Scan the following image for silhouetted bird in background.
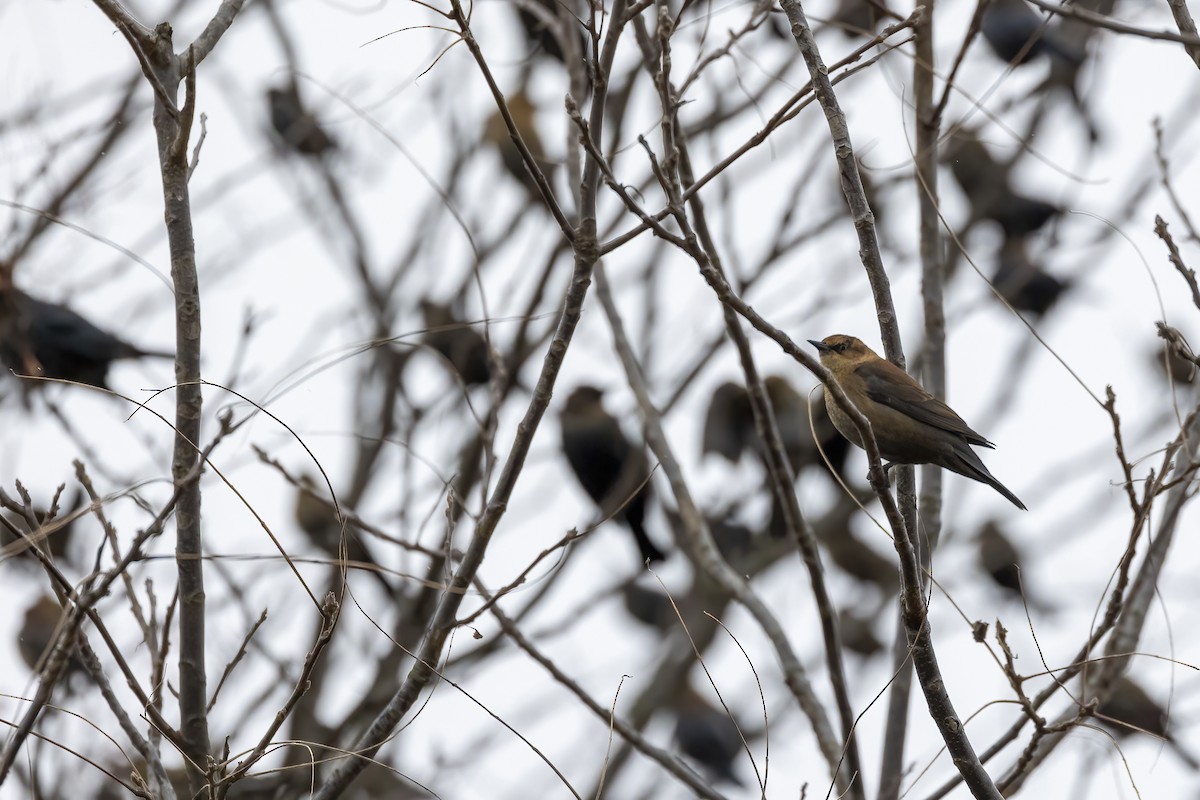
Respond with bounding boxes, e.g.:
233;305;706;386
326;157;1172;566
621;580;673;630
839;607;885;657
811;519;899;594
294;474;395;596
19;594;86;682
992;239;1070;315
484;90;555;201
980;0;1084;67
975;520;1051;611
1096;676;1200;769
267;84;337;157
701;377;849;478
419;300;491;387
830;0;882;38
559;386;666;564
1;489;82;567
672;685;747;787
0;289;171;390
942;128;1060;238
810;335;1026;509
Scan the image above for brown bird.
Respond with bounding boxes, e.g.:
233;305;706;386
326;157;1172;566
701;381;753;463
419;300;491;387
809;335;1026;509
0;288;172;390
1096;676;1199;769
267;84;337;157
484;90;555;201
18;594;86;682
295;474;394;596
559;386;666;564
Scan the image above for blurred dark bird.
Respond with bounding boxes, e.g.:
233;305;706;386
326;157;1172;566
0;289;171;390
992;239;1070;315
830;0;882;38
976;520;1050;611
621;580;673;630
419;300;491;387
560;386;666;564
701;377;849;479
942;129;1060;238
1096;676;1200;769
1;488;82;567
295;474;394;595
514;0;589;68
484;90;555;200
813;521;899;594
839;607;885;657
19;594;86;681
702;381;752;463
673;686;747;787
980;0;1085;67
267;84;337;157
1152;336;1197;385
810;335;1026;509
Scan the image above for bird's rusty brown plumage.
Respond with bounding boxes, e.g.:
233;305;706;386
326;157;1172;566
809;335;1025;510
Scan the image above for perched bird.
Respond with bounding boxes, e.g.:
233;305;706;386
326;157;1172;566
267;84;337;157
980;0;1084;67
976;520;1050;611
672;686;747;787
1152;336;1197;385
484;90;554;200
514;0;589;67
419;300;491;387
295;474;394;596
621;580;673;630
0;288;171;390
813;519;899;594
809;335;1026;509
18;594;86;681
1096;676;1199;769
992;239;1070;315
830;0;882;38
701;382;753;463
839;607;885;658
701;377;849;479
1;488;82;567
942;129;1060;238
559;386;666;564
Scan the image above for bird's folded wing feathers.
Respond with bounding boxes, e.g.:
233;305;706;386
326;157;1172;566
857;360;995;447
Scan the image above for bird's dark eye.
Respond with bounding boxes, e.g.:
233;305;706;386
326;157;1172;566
835;343;847;353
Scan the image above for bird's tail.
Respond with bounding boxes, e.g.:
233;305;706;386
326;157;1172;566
949;449;1027;510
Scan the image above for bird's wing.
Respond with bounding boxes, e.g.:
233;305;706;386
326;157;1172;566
856;359;994;447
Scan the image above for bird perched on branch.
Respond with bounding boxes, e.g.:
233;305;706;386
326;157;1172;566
484;90;554;201
992;238;1070;316
0;288;171;390
809;335;1025;509
18;594;87;683
559;386;666;564
672;685;748;787
942;128;1060;238
1096;676;1200;769
980;0;1085;68
976;520;1052;611
267;84;337;157
419;300;491;387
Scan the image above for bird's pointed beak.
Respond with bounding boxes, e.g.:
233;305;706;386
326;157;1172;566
808;339;832;353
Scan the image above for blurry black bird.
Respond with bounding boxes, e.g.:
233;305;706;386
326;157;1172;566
830;0;882;38
813;521;899;594
621;580;673;630
764;375;851;478
295;474;395;596
560;386;666;564
0;288;171;390
19;594;87;682
484;90;555;201
267;84;337;157
942;129;1060;238
702;381;752;463
419;300;491;387
1152;332;1197;385
839;607;885;657
980;0;1085;67
673;685;747;787
992;238;1070;315
1096;676;1200;769
1;488;82;567
811;335;1026;509
514;0;589;69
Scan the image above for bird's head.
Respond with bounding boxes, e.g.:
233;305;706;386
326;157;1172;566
808;335;879;367
564;385;604;414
